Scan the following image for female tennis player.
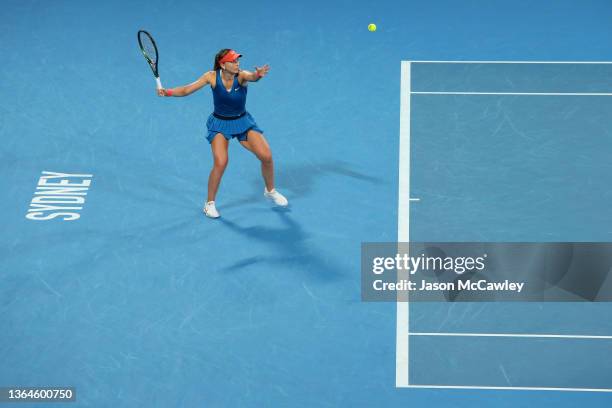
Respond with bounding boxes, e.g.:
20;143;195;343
157;49;288;218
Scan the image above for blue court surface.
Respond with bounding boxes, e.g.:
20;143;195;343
2;0;612;407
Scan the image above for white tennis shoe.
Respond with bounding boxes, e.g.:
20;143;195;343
203;201;220;218
264;188;288;207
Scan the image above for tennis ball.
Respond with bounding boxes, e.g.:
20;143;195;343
368;23;377;32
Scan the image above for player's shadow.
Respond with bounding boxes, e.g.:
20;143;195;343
220;160;382;210
218;210;345;281
279;160;382;197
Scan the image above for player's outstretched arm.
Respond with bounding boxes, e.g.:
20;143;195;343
157;71;213;97
240;64;270;83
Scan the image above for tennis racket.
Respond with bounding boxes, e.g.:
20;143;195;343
137;30;163;89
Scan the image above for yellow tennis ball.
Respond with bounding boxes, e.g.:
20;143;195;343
368;23;377;32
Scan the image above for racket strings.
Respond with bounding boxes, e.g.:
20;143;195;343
139;34;158;64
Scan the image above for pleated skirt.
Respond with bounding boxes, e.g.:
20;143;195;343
206;111;263;143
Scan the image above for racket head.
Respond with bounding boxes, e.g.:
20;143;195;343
137;30;159;77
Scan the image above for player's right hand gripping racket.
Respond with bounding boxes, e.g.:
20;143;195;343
137;30;163;89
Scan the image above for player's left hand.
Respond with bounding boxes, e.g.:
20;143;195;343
255;64;270;78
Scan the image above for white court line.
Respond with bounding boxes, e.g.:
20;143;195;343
396;59;612;391
396;61;411;387
409;198;420;202
410;332;612;340
410;60;612;64
412;91;612;96
403;385;612;393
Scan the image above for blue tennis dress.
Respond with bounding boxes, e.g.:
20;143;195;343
206;69;263;143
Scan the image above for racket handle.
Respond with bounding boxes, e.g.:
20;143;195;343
155;76;163;90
